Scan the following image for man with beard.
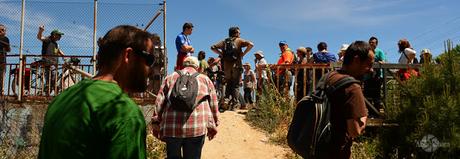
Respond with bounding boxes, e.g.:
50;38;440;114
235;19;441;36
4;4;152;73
38;25;154;159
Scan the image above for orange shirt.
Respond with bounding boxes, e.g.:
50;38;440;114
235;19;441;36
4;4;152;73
276;49;294;75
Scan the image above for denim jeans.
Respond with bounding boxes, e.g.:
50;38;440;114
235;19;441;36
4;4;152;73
164;135;205;159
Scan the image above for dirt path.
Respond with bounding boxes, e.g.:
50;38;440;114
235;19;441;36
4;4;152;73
202;110;288;159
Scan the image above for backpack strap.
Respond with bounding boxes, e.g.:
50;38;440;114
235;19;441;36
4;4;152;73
176;70;183;76
325;76;360;95
326;74;383;117
191;72;200;78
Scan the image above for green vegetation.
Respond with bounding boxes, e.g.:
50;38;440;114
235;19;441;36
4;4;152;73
146;134;166;159
359;42;460;158
247;42;460;158
246;82;295;144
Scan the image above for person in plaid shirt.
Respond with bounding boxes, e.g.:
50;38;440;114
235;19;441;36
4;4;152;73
152;56;219;159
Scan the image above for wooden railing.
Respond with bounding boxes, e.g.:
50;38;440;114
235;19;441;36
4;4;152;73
256;62;422;106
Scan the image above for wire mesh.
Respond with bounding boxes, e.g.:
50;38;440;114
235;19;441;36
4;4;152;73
0;1;166;158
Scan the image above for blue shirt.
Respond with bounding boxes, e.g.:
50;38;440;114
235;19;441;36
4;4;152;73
313;51;337;63
175;32;191;55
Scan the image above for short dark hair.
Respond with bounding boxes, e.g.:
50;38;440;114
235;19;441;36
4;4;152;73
182;22;193;31
228;26;240;37
198;51;206;60
305;47;312;52
317;42;327;51
97;25;151;70
369;36;378;43
343;41;373;65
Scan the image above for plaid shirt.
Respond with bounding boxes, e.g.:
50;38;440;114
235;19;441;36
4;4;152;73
153;67;219;138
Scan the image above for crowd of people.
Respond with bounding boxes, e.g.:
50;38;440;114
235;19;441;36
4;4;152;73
0;20;436;159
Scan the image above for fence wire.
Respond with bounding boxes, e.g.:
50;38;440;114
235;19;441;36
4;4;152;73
0;1;166;158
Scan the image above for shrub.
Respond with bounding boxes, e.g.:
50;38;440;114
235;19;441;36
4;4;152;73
377;42;460;158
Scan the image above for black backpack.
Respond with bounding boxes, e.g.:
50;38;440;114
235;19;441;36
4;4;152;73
223;37;238;61
168;71;202;112
287;73;360;158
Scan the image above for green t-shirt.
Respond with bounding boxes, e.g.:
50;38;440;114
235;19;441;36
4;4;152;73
38;79;146;159
374;48;386;62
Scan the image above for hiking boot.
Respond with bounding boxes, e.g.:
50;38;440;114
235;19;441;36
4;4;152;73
240;104;247;110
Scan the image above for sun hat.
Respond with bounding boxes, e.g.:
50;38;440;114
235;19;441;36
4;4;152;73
339;44;349;51
296;47;307;53
421;48;431;54
254;50;264;58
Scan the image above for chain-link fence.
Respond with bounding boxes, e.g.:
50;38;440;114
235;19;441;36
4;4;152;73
1;0;166;97
0;0;166;158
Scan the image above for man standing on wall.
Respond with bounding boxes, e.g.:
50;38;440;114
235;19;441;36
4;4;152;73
175;22;194;70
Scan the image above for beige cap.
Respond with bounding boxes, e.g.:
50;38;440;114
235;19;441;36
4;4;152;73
183;56;199;68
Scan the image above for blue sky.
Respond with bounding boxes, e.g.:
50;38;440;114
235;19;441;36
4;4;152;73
1;0;460;74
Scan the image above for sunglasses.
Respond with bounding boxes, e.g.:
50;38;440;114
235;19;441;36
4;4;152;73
134;50;155;67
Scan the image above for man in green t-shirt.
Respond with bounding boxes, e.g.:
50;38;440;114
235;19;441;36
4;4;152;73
38;25;155;159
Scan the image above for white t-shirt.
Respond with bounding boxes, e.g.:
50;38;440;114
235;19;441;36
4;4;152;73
398;48;416;64
256;58;268;79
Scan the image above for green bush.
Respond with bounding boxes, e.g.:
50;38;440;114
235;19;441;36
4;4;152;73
376;43;460;158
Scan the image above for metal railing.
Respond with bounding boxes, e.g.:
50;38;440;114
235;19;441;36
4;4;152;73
1;54;158;104
1;54;94;101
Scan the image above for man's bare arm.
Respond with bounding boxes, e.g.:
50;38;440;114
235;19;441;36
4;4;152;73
210;46;222;56
242;41;254;57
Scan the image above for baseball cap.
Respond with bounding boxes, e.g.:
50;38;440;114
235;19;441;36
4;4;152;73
279;41;288;46
51;29;64;35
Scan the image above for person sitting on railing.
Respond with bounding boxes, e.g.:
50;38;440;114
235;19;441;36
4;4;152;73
276;41;294;96
37;25;65;95
397;38;419;80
